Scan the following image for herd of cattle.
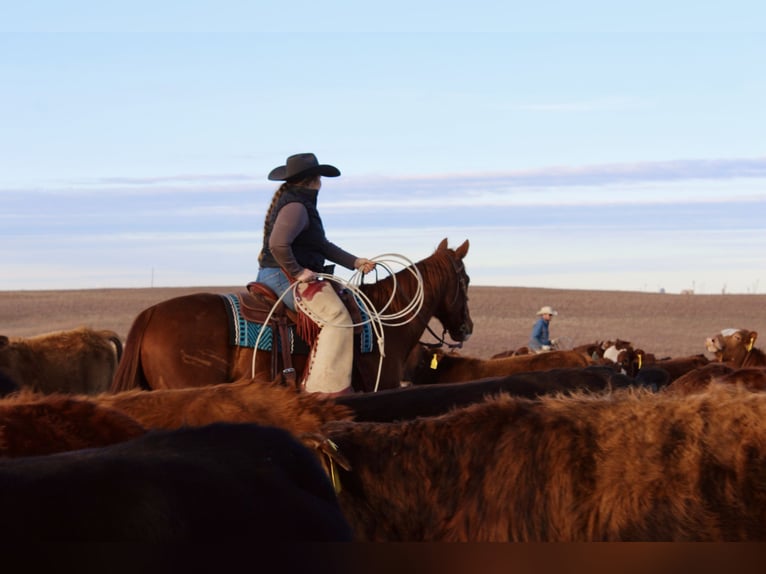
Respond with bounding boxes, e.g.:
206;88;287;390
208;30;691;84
0;324;765;541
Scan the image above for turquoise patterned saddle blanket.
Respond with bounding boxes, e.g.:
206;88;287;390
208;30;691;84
221;292;373;354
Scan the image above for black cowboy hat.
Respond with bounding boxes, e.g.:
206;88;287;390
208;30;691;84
267;153;341;181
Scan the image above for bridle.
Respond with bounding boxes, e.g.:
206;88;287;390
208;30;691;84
418;252;470;350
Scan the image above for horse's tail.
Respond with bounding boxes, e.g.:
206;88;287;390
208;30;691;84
109;308;155;393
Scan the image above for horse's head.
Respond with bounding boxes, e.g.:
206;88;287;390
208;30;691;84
431;238;473;343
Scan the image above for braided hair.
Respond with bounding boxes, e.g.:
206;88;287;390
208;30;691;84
261;175;321;243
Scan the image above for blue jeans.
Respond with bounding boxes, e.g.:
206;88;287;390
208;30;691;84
255;267;295;310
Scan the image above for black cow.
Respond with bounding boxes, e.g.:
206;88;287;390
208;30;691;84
337;365;668;422
0;423;353;542
0;370;19;397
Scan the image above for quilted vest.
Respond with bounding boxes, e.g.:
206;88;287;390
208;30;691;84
258;185;327;273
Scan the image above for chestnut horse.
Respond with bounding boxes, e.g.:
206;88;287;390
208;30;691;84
111;238;472;393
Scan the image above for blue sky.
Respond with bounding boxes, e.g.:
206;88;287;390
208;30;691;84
2;1;765;293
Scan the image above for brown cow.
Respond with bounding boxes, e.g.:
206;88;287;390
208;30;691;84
490;347;530;358
645;353;711;382
0;327;123;395
705;329;765;367
2;381;354;490
0;393;145;457
665;363;766;395
94;378;354;434
663;363;736;395
492;339;617;360
324;385;766;541
407;345;593;384
710;367;766;391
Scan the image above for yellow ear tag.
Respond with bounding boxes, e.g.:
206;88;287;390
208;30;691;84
430;353;439;369
637;354;643;370
329;458;341;495
747;336;755;352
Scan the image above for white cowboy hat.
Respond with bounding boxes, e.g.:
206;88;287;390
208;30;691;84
536;306;558;316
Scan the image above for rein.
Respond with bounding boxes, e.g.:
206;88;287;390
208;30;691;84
419;323;463;350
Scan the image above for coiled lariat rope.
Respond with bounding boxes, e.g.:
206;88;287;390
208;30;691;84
251;253;425;392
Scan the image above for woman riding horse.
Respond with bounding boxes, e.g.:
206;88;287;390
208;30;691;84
110;238;472;394
256;152;375;396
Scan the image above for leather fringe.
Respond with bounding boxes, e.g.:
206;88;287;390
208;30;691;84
296;308;320;348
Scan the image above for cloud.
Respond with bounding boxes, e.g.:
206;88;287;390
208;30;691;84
92;174;259;185
3;157;765;218
339;156;766;191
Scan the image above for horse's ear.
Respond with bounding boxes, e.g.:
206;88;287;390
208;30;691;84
437;238;448;251
455;239;469;259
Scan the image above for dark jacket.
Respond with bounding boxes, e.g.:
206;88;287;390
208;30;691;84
258;185;356;275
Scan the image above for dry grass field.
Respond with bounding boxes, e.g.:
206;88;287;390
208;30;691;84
1;285;763;360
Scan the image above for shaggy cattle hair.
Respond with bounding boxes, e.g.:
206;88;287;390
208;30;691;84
0;327;122;395
648;354;711;382
325;385;766;541
0;394;146;457
666;364;766;395
94;378;354;435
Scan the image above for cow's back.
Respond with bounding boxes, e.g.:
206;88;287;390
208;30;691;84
0;423;353;541
0;328;121;395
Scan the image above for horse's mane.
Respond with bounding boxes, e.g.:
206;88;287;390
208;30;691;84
360;248;455;314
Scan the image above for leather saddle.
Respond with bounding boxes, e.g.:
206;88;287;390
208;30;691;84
240;281;365;389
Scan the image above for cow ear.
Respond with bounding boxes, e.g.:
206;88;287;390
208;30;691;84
750;331;759;346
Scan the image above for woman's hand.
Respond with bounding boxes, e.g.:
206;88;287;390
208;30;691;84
354;258;376;274
295;268;317;283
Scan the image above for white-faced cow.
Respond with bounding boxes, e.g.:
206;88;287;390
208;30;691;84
705;329;765;368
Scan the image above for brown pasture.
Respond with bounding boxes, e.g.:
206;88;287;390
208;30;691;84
1;285;764;361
